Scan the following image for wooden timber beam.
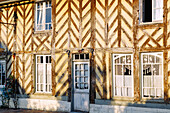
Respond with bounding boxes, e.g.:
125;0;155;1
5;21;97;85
118;0;121;47
90;0;96;103
163;0;168;103
51;0;56;96
133;0;140;101
68;0;72;102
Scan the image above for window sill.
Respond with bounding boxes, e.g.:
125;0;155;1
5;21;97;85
138;21;164;28
141;97;164;103
29;93;55;100
33;30;52;36
112;96;134;101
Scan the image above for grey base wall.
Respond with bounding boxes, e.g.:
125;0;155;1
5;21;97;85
8;98;170;113
90;104;170;113
9;98;71;112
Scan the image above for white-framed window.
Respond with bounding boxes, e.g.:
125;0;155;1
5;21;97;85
35;1;51;31
73;54;90;92
139;0;163;23
36;55;51;93
0;60;6;87
141;52;163;98
113;54;133;97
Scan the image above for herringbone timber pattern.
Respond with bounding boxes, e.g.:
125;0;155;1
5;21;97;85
95;0;133;48
95;52;104;98
16;54;24;91
1;7;14;51
70;0;80;48
95;0;106;48
7;55;13;77
17;4;33;52
55;0;69;49
24;54;32;94
55;53;69;96
137;27;164;48
119;0;133;47
81;0;91;47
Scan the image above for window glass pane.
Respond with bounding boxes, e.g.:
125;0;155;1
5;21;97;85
46;8;51;23
154;0;163;8
80;83;84;89
37;9;43;24
143;55;148;63
86;54;89;59
126;55;131;63
84;71;88;76
84;64;88;70
156;56;162;63
76;83;80;89
120;56;125;63
115;65;122;75
84;77;88;82
114;56;119;63
143;64;152;75
153;9;163;21
124;65;131;75
80;54;84;59
46;56;48;63
75;54;79;59
84;83;88;89
149;55;155;63
40;56;43;63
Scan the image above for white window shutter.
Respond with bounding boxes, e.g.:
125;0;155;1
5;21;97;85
152;0;163;21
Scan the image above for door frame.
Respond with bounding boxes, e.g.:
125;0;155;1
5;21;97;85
71;54;90;112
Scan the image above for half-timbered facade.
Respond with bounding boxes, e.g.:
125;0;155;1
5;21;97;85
0;0;169;112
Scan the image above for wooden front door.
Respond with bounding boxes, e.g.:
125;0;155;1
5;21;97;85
73;62;90;112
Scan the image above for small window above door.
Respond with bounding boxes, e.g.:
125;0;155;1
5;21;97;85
73;53;89;61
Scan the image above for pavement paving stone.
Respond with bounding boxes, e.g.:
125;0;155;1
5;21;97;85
0;108;69;113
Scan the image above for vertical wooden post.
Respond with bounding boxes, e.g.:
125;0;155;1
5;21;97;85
79;0;82;48
51;0;56;96
164;50;168;103
22;3;26;91
133;0;140;101
13;6;17;80
68;0;72;102
31;1;35;94
118;0;121;47
90;0;96;103
102;0;108;99
163;0;168;103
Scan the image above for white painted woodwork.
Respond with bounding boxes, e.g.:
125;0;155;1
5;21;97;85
113;54;133;97
73;54;90;112
141;52;163;98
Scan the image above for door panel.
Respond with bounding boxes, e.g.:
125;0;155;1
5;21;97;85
73;62;90;112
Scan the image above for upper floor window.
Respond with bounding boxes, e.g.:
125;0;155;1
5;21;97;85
139;0;163;23
35;1;51;31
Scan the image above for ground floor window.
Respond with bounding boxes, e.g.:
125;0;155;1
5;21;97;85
141;52;163;98
113;54;133;97
0;60;6;86
36;55;51;93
